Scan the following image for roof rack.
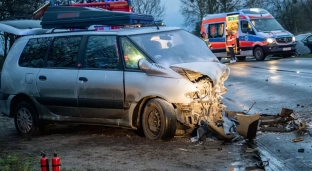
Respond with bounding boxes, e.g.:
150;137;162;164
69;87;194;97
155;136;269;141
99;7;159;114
40;6;154;29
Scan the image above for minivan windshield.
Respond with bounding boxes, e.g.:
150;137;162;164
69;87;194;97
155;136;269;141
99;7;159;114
130;30;216;66
251;18;284;32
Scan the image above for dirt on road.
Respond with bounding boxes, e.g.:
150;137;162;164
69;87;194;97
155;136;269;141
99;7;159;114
0;113;263;171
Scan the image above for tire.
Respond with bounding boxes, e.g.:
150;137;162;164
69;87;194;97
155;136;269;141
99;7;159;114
236;56;246;61
14;102;39;136
142;98;176;141
253;47;266;61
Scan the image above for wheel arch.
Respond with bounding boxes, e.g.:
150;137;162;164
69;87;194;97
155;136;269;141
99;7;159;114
10;93;37;118
132;96;176;130
253;44;263;52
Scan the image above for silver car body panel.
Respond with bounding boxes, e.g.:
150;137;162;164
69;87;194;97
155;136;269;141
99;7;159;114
36;68;80;117
0;25;259;140
77;70;124;119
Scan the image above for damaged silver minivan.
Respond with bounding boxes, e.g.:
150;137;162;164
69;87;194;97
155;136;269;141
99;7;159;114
0;21;259;141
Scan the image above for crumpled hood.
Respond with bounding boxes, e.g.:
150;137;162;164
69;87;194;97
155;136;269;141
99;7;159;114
170;61;228;85
257;30;293;38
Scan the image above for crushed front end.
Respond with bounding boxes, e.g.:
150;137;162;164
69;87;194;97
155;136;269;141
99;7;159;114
171;63;259;140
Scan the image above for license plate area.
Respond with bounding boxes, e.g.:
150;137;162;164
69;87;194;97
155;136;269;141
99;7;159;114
283;47;291;51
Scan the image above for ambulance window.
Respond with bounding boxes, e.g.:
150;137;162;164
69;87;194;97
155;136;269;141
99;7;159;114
241;21;252;33
207;23;224;38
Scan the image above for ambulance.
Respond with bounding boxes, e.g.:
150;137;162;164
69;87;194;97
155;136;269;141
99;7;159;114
201;8;296;61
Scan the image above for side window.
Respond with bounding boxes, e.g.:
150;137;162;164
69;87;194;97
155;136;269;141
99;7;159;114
19;37;53;68
207;23;224;38
120;37;146;69
84;36;119;69
46;36;82;68
307;36;312;42
241;20;252;33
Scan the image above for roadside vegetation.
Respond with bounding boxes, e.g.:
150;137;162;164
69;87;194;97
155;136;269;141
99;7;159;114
298;53;312;58
0;155;34;171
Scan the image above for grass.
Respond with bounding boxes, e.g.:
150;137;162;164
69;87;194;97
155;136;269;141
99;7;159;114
297;53;312;58
0;155;34;171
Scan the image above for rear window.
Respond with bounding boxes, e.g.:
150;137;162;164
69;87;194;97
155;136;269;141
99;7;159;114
19;37;53;68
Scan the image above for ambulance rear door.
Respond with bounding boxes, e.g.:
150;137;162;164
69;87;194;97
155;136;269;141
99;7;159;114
206;22;226;57
238;20;256;56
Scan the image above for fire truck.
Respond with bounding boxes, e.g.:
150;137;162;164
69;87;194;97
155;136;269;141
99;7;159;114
33;0;133;22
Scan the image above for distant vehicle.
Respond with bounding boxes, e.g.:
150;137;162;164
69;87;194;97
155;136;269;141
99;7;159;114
201;8;297;61
0;6;260;141
295;33;312;53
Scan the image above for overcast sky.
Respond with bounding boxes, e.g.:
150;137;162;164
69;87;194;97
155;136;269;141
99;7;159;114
161;0;185;29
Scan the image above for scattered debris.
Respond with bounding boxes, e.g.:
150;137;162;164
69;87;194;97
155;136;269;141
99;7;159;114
255;160;270;168
308;128;312;136
280;108;293;117
297;104;300;107
265;79;268;81
228;84;233;86
246;148;256;153
246;102;256;114
298;148;305;153
260;108;295;132
291;137;304;142
178;148;187;151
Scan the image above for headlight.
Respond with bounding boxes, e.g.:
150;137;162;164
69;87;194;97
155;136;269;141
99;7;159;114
266;38;274;43
292;36;295;42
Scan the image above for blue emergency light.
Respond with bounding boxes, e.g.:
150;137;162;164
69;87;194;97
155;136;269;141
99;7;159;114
40;6;154;29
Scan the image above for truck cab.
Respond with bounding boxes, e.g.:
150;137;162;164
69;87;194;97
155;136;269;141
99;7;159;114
201;8;296;61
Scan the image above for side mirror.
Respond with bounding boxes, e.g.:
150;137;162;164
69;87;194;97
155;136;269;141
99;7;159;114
138;59;152;71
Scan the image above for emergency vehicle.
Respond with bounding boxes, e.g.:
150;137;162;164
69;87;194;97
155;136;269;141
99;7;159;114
33;0;133;20
201;8;296;61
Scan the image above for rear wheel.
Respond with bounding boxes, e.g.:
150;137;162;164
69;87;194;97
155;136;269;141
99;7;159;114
142;98;176;141
14;102;39;136
236;56;246;61
253;47;266;61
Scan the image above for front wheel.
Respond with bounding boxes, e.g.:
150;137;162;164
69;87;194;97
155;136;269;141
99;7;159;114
253;47;266;61
142;98;176;141
14;102;39;136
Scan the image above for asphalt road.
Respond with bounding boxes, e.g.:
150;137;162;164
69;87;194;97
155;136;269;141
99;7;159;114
223;56;312;171
223;57;312;115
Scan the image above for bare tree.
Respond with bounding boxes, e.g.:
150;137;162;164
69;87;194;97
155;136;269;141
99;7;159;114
216;0;242;12
0;0;45;58
179;0;218;31
132;0;166;20
243;0;266;8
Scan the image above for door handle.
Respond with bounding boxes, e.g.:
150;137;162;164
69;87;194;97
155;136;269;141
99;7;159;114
38;75;46;81
79;77;88;82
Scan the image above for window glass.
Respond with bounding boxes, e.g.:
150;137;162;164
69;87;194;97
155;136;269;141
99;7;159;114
120;37;146;69
241;20;253;33
207;23;224;38
250;18;283;32
307;36;312;42
47;36;82;68
19;37;53;68
130;30;217;66
84;36;119;69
